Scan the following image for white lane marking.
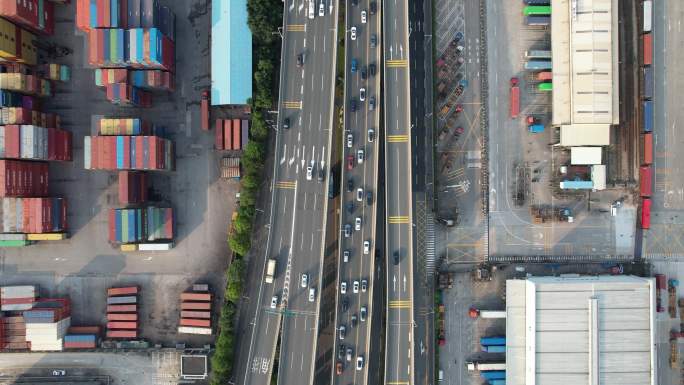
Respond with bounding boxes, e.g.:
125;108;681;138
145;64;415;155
323;35;327;53
403;275;407;292
303;37;306;48
311;146;316;162
310;232;314;251
393;274;396;292
281;144;287;165
301;84;304;94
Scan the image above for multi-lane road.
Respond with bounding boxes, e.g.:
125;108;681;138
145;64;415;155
331;0;381;383
240;1;337;385
383;1;414;385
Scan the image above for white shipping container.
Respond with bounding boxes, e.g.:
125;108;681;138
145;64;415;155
138;242;174;251
479;310;506;319
0;126;5;157
0;233;27;241
29;339;64;351
1;302;34;311
178;326;212;335
1;285;37;298
83;136;91;170
643;0;652;32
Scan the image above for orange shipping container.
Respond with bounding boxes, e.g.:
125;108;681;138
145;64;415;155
107;330;137;338
181;311;211;319
643;133;653;165
181;293;212;302
643;33;652;66
107;304;137;313
68;326;101;335
223;120;232;150
232;119;241;150
180;318;211;327
107;286;138;296
107;321;137;330
107;313;138;321
181;302;211;310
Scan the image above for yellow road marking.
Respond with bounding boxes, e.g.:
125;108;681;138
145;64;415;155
387;59;408;68
388;216;409;224
389;300;411;308
387;135;409;142
275;181;296;189
286;24;306;31
283;101;302;109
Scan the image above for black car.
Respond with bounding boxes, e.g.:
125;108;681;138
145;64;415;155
393;251;400;265
296;53;303;67
347;177;353;192
369;1;377;14
370;34;377;48
342;298;349;312
346;201;354;213
283;118;290;129
366;191;373;205
338;344;346;360
369;63;376;77
350;98;357;112
318;167;324;182
351;0;358;6
361;66;367;80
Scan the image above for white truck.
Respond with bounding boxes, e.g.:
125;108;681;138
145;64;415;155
466;362;506;371
265;259;276;283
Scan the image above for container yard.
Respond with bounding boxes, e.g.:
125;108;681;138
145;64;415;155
178;285;212;335
106;286;139;340
215;118;250;151
83;135;174;171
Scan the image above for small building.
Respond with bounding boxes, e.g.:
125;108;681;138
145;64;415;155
181;354;208;380
211;0;252;105
570;147;602;165
506;275;656;385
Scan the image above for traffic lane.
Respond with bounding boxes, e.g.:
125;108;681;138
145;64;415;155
386;312;411;381
279;316;316;384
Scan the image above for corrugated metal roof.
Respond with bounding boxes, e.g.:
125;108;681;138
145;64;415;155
559;124;611;146
591;164;606;190
506;276;656;385
571;146;603;165
211;0;253;105
552;0;619;129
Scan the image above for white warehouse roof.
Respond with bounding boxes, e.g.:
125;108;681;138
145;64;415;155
559;124;611;146
506;276;656;385
551;0;620;137
571;147;602;165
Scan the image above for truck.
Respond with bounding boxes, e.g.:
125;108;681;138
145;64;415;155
201;91;210;131
525;50;551;59
265;259;276;283
526;15;550;26
537;82;552;92
530;205;574;223
523;5;551;16
480;371;506;380
524;60;552;70
641;198;651;230
466;362;507;371
528;124;544;133
480;336;506;346
640;166;652;197
537;71;552;81
482;345;506;353
643;0;652;32
510;78;520;119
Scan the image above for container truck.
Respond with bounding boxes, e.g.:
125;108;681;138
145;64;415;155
480;336;506;346
525;50;551;59
201;91;210;131
466;362;507;371
643;101;653;132
523;6;551;16
642;198;651;229
482;345;506;353
528;124;544;133
509;78;520;119
640;166;652;197
643;67;653;100
265;259;276;283
526;15;550;26
480;371;506;380
524;60;552;70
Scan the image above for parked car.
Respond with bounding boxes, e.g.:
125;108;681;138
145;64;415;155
347;134;353;148
301;274;308;287
347;177;354;192
344;224;351;237
353;280;359;293
361;279;367;292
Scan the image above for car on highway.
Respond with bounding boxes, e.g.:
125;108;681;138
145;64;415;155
346;346;353;361
361;66;367;80
394;251;400;265
283;118;290;130
368;128;375;142
351;59;358;73
297;53;304;67
342;298;349;312
319;2;325;16
357;188;363;201
370;33;377;48
308;288;315;302
369;63;376;76
347;177;354;192
270;295;278;309
338;344;346;360
357;149;364;164
366;191;373;205
52;370;66;376
318;167;325;182
341;281;347;294
351;314;358;328
360;306;367;321
363;240;370;254
356;356;364;371
359;87;366;101
370;1;377;14
346;201;354;213
353;280;359;293
344;224;351;238
339;325;346;340
301;274;308;287
336;361;343;375
309;1;315;18
347;155;354;170
343;250;350;262
350;26;357;41
369;96;375;111
306;163;313;180
347;133;353;148
355;217;361;230
361;279;367;292
350;98;357;112
361;10;367;23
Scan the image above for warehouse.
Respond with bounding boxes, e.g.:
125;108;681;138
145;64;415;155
506;276;656;385
211;0;252;105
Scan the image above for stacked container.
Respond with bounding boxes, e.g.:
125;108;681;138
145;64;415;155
76;0;175;39
1;285;37;311
0;18;38;66
215;119;248;150
98;118;151;135
1;315;29;350
0;73;52;97
107;206;173;243
105;83;152;107
83;135;174;171
0;0;55;36
64;334;97;349
0;125;72;161
118;171;147;204
39;63;71;82
129;69;174;91
94;68;128;87
87;29;127;67
178;287;212;335
0;160;49;197
25;316;70;351
146;206;172;240
0;108;62;126
241;119;249;149
126;28;174;72
0;197;68;233
106;286;139;339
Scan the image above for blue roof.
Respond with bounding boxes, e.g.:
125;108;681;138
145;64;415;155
560;180;594;189
212;0;253;105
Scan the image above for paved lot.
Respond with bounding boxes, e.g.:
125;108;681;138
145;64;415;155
0;0;233;345
649;261;684;384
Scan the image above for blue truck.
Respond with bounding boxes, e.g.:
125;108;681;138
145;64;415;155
480;371;506;381
526;15;550;26
524;60;552;70
528;124;544;133
482;345;506;353
480;336;506;346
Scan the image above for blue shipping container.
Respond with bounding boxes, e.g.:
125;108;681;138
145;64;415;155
526;15;550;26
524;60;552;70
528;124;544;133
117;136;124;169
480;371;506;381
487;380;506;385
643;67;653;100
644;101;653;132
128;0;142;28
480;337;506;346
65;334;97;343
483;345;506;353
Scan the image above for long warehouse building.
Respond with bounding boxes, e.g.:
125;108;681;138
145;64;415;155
506;275;656;385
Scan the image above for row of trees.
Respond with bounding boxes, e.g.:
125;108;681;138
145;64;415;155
210;0;283;384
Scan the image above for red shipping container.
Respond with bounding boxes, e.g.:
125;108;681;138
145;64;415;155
232;119;241;150
107;313;138;321
643;133;653;165
640;166;652;197
181;311;211;319
64;341;97;349
642;198;651;229
107;321;137;329
0;160;48;197
181;302;211;310
656;274;666;290
180;293;212;301
108;286;138;296
1;297;35;305
68;326;101;335
164;207;173;238
180;318;211;327
150;137;158;169
106;304;137;313
0;0;38;35
215;119;224;149
2;316;24;324
643;33;652;66
106;330;137;338
76;0;90;31
135;136;144;168
108;209;116;243
223;120;231;150
5;125;20;158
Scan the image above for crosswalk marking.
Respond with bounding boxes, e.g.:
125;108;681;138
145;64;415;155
286;24;306;32
275;181;296;189
389;216;409;224
283;101;303;109
388;135;409;142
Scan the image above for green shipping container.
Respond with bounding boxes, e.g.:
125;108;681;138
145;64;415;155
0;240;31;247
538;83;553;91
121;210;129;243
523;6;551;16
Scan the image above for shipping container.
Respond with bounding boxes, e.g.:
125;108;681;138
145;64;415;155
125;28;174;71
106;330;137;338
656;274;666;290
129;69;174;91
482;345;506;353
95;68;128;86
201;91;209;130
536;71;552;81
525;50;551;59
107;286;138;296
640;166;652;197
523;6;551;16
223;119;231;150
0;18;38;65
480;336;506;346
146;206;173;241
137;242;173;250
241;120;249;149
0;198;67;233
106;296;137;305
107;313;138;321
526;15;550;26
642;133;653;165
85;135;173;171
524;0;550;4
118;171;147;204
105;83;152;107
181;311;211;319
0;160;49;197
0;125;71;161
643;100;653;132
510;78;520;119
107;321;137;329
480;371;506;380
177;326;212;335
232;119;240;150
181;301;211;310
215;119;224;149
643;66;653;100
68;326;101;335
39;64;70;82
179;318;210;327
180;292;211;302
643;33;652;66
524;60;552;70
537;82;552;92
643;0;652;32
106;304;137;312
642;198;651;230
98;118;151;135
0;74;51;97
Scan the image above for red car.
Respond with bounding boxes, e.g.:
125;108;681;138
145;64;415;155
336;361;343;375
347;155;354;170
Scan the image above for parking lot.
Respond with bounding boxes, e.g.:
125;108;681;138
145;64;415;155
0;0;234;346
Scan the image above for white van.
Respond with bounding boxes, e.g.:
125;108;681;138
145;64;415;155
438;370;444;382
308;1;315;19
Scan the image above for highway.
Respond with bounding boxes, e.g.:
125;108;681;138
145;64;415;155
331;0;381;383
240;1;337;385
383;1;414;385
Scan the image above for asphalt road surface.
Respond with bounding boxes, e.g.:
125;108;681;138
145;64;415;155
331;0;382;383
383;0;414;384
241;1;337;385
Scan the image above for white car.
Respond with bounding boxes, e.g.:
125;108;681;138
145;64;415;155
270;296;278;309
357;188;364;201
357;149;364;164
308;288;316;302
356;356;364;371
319;3;325;16
52;370;66;376
343;250;350;263
306;164;313;180
353;280;359;293
359;87;366;101
361;10;367;23
361;279;367;292
309;1;315;19
301;274;308;287
350;26;357;40
363;240;370;254
347;133;353;148
341;281;347;294
355;217;361;231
